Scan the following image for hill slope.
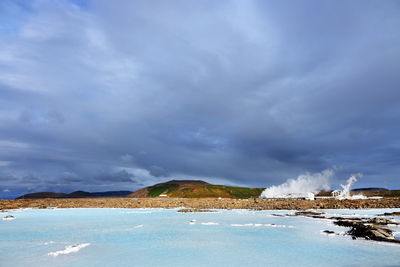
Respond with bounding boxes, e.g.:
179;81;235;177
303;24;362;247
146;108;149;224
128;180;265;199
16;192;69;199
17;190;132;199
351;188;400;198
316;188;400;198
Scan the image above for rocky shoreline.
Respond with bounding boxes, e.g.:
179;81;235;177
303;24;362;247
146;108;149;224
1;197;400;210
293;211;400;244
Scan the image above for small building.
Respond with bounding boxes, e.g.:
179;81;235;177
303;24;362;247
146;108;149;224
331;190;341;198
159;194;168;197
284;192;315;200
368;196;383;199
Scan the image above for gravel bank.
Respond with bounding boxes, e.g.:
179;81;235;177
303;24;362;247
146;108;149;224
1;198;400;210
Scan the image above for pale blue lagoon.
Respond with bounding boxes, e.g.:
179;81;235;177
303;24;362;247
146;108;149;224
1;208;400;267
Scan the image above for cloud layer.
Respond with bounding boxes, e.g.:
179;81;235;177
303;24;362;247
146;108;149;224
1;0;400;197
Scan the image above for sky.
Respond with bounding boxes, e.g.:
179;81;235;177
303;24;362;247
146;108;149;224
0;0;400;198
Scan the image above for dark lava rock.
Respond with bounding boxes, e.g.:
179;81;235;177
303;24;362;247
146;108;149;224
380;212;400;216
295;211;325;218
334;219;400;244
328;217;361;221
310;215;326;219
334;220;358;227
2;215;15;220
366;218;398;225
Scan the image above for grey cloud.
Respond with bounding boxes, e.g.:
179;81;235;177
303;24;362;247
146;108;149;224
120;154;135;164
59;171;82;183
0;0;400;197
148;165;167;178
91;170;136;184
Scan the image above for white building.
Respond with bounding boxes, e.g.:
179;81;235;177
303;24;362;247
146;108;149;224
331;190;341;198
331;189;367;200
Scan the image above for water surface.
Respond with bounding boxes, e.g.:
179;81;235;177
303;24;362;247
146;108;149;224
1;208;400;267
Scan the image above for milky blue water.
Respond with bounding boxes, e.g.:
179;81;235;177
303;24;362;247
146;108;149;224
1;208;400;267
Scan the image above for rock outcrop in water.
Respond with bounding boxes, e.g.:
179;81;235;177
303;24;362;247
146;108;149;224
294;211;400;244
2;215;15;220
379;211;400;216
334;219;399;243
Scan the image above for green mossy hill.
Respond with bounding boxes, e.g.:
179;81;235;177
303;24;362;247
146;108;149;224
128;180;265;199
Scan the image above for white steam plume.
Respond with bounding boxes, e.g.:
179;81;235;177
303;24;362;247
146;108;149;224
260;169;333;198
337;173;364;200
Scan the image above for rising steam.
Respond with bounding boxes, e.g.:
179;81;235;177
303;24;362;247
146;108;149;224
260;169;333;198
336;173;365;200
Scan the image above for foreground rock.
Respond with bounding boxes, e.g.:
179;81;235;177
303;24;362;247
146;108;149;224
294;210;400;244
2;215;15;220
334;219;399;243
379;211;400;216
294;211;325;218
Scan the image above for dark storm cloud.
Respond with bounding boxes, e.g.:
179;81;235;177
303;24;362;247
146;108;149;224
1;0;400;197
90;170;137;184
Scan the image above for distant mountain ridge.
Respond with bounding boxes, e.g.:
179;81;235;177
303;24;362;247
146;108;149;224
351;188;388;192
317;188;400;198
92;191;133;197
128;180;265;199
349;188;400;197
15;182;400;199
17;190;132;199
